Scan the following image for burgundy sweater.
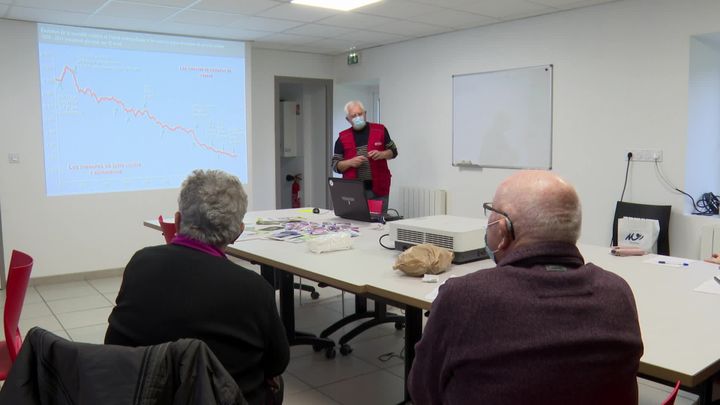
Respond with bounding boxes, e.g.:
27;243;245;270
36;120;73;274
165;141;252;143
408;242;644;405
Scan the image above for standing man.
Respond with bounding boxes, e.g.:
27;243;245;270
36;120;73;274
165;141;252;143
333;100;398;213
409;170;644;405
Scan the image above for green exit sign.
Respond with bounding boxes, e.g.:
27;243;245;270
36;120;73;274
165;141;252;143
347;52;359;65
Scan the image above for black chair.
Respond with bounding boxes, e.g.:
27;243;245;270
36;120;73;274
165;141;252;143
611;201;671;256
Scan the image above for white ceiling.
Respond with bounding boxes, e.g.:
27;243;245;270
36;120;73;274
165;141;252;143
0;0;619;55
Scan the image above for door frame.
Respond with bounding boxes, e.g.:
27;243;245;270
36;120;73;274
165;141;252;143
274;76;334;209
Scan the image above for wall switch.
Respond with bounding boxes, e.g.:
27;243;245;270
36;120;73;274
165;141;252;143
8;153;19;164
625;149;663;162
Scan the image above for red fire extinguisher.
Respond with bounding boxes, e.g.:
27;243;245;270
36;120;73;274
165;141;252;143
286;174;302;208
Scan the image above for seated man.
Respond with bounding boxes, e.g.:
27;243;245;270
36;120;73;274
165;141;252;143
408;170;644;405
105;169;289;405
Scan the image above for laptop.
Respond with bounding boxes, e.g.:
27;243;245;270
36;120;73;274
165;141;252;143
327;178;378;222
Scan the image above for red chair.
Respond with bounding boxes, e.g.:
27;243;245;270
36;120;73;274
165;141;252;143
158;215;177;245
0;250;34;380
661;380;681;405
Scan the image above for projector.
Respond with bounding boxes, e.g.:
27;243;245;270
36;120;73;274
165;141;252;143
389;215;489;264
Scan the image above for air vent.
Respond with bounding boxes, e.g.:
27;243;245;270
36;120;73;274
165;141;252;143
397;229;423;245
425;233;454;250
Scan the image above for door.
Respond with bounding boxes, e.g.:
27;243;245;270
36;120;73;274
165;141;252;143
275;77;333;209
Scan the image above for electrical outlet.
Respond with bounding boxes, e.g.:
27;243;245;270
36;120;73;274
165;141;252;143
8;153;19;164
625;149;663;162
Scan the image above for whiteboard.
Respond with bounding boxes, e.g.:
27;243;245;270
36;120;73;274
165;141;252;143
452;65;553;169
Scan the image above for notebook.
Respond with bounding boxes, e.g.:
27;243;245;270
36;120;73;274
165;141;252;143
327;178;378;222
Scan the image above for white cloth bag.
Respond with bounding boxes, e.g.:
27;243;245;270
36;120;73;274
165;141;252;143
617;217;660;253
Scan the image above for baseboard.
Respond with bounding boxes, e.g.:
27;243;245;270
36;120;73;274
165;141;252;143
29;267;124;286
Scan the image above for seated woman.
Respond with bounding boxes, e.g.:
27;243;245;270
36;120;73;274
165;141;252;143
105;169;289;405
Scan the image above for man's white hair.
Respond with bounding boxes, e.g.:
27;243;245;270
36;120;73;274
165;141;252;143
344;100;366;116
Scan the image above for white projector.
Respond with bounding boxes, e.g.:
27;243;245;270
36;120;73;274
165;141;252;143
389;215;489;264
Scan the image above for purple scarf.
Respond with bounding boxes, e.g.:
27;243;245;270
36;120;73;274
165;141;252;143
171;234;226;258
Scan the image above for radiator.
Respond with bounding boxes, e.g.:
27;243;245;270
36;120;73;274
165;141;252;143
397;187;447;218
700;225;720;259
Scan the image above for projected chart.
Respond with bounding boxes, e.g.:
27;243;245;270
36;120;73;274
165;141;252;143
38;24;247;196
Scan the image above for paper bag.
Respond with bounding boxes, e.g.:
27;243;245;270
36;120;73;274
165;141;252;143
393;244;453;277
617;216;660;253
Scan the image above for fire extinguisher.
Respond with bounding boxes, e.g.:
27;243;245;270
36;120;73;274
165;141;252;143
286;174;302;208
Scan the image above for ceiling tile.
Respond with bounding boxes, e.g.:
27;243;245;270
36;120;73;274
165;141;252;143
169;9;240;25
446;0;554;19
82;14;160;31
408;9;498;29
533;0;617;10
257;3;337;22
192;0;279;15
260;32;322;45
7;6;92;25
368;19;451;37
284;23;355;38
8;0;106;14
335;29;407;44
226;15;304;32
128;0;197;7
96;1;181;21
155;21;266;41
318;12;399;29
356;0;444;19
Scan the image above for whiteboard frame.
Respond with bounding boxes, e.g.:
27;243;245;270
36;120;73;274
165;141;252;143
452;64;553;169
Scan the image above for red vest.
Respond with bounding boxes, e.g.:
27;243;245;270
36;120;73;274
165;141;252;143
339;123;391;197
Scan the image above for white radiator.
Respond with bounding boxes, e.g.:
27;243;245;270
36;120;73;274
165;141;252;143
700;224;720;259
398;187;447;218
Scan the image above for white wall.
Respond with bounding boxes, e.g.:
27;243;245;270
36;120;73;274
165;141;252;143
250;48;334;210
332;0;720;259
0;20;333;277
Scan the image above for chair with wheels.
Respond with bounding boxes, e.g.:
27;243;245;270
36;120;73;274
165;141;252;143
0;249;34;380
319;295;405;356
611;201;671;255
158;215;177;244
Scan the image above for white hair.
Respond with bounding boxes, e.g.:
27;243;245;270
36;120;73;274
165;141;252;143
344;100;365;116
177;169;247;246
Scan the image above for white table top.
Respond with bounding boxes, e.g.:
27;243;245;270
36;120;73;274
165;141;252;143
145;208;720;387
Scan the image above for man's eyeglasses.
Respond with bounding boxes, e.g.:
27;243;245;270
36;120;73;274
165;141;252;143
483;202;515;240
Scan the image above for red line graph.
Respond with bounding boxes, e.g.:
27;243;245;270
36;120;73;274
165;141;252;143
54;66;238;158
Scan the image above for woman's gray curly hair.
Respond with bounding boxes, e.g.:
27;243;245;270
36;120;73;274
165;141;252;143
177;169;247;246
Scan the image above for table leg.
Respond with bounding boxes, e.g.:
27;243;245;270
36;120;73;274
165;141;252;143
270;265;335;355
403;306;422;404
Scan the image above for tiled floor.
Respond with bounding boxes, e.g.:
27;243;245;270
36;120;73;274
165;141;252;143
0;264;701;404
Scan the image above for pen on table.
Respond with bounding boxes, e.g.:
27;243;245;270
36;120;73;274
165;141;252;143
714;276;720;286
657;260;689;266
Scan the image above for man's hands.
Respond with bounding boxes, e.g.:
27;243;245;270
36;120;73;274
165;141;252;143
705;253;720;265
367;150;390;160
339;151;390;172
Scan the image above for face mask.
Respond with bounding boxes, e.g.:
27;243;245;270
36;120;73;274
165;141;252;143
484;231;498;263
351;116;366;130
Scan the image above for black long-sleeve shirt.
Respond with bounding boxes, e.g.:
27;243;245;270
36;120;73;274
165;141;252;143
105;244;289;405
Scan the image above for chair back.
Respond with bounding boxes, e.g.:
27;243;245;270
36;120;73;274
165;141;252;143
4;250;33;362
158;215;177;245
661;380;681;405
611;201;671;255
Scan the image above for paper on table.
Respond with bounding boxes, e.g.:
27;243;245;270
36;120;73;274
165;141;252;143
424;275;459;301
693;278;720;295
643;255;694;268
